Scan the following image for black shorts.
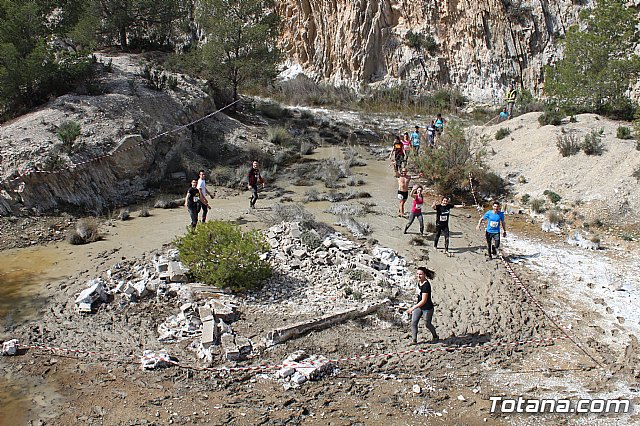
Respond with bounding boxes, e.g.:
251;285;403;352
398;190;409;200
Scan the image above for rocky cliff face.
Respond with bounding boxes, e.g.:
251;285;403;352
277;0;585;102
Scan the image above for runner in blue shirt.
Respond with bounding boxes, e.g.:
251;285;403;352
476;201;507;260
410;125;421;155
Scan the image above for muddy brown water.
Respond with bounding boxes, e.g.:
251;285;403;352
0;145;434;422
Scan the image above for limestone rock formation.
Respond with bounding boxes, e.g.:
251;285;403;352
277;0;585;102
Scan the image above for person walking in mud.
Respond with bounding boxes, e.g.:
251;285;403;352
404;185;425;235
248;160;265;210
389;134;406;174
395;168;422;218
410;125;422;156
184;179;201;228
406;266;439;344
432;196;464;256
476;200;507;260
196;169;209;223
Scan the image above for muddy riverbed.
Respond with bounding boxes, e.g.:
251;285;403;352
1;146;639;426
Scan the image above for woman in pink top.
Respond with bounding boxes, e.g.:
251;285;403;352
402;132;412;159
404;185;425;235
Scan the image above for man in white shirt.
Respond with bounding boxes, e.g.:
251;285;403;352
197;169;209;223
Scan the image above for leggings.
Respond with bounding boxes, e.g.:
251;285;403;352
434;225;450;250
188;204;200;228
411;308;437;341
486;231;500;254
405;212;423;234
200;203;208;222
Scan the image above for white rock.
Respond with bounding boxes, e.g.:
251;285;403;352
2;339;19;356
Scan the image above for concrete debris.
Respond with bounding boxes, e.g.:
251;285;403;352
74;279;110;313
221;333;253;361
2;339;19;356
541;221;562;233
141;350;174;370
567;231;600;250
276;352;334;387
266;299;390;346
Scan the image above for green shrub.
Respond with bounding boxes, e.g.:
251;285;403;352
538;108;563;126
521;194;530;204
582;128;604;155
300;230;322;250
547;209;563;225
140;65;177;91
530;198;545;213
258;101;287;119
138;205;151;217
556;133;580;157
543;189;562;204
495;127;511;140
616;126;633;140
174;221;272;292
405;31;438;54
57;121;81;154
569;115;577;123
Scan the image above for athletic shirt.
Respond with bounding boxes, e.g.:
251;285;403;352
393;141;404;157
435;118;444;130
482;210;505;233
410;131;420;147
402;138;411;152
427;124;436;137
416;280;434;310
435;203;454;226
411;194;424;213
197;178;207;197
186;186;200;208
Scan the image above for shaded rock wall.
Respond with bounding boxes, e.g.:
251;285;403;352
277;0;586;102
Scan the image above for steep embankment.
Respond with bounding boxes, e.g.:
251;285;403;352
0;54;234;216
473;112;640;226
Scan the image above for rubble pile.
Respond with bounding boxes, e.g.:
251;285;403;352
276;350;336;388
73;249;189;312
249;222;412;315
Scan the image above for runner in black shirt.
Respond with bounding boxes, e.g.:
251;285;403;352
432;196;463;256
405;267;439;344
184;179;201;228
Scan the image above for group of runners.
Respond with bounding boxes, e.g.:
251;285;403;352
184;160;265;228
389;114;447;174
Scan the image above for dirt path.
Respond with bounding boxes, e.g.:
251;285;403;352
1;145;639;425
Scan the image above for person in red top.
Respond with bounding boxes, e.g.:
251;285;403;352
404;185;425;235
248;160;265;209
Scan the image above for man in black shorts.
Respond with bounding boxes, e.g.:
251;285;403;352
184;179;201;228
432;196;463;255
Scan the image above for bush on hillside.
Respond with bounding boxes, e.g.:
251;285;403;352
68;218;100;245
543;190;562;204
57;121;82;154
267;126;294;146
556;133;581;157
174;221;272;292
495;127;511;140
538;108;564;126
530;198;545;213
616;126;633;140
581;128;605;155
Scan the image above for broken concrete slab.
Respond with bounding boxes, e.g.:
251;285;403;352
75;279;110;313
201;320;217;347
265;299;390;346
141;350;174;370
2;339;19;356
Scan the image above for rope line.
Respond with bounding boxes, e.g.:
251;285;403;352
467;173;604;369
11;335;569;374
0;99;241;187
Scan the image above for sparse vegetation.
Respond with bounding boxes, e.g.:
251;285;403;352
530;198;545;213
543;190;562;204
581;128;605;155
521;194;530;204
138;205;151;217
118;208;131;221
617;126;633;140
546;209;563;225
556;133;581;157
267;126;293;146
538;106;564;126
56;121;82;155
518;175;527;184
68;218;100;245
633;166;640;183
405;31;437;55
174;220;272;292
265;203;316;229
140;65;178;91
300;140;314;155
495;127;511;140
300;230;322;250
